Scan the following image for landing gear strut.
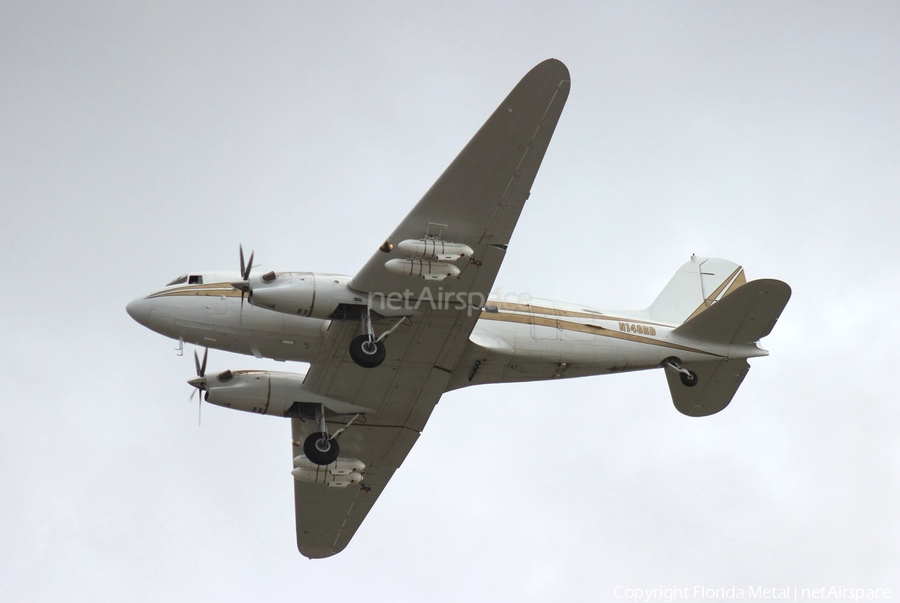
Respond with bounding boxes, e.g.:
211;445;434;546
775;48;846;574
348;307;406;369
666;359;699;388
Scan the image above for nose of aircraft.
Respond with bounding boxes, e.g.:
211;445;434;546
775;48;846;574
126;297;152;327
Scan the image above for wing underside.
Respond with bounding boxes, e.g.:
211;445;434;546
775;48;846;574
291;420;414;558
292;59;571;558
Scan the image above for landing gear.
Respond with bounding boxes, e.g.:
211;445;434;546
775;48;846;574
348;306;408;369
349;335;386;368
680;370;698;387
666;359;699;388
303;431;340;465
303;404;342;466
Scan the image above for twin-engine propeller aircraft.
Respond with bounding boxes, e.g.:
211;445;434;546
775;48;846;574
127;59;791;559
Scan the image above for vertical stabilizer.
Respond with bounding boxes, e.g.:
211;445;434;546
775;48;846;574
646;256;746;325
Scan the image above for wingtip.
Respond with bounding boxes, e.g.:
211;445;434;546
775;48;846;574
299;546;340;560
534;57;570;81
298;539;349;559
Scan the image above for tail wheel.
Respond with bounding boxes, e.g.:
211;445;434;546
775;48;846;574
349;334;386;368
680;370;699;387
303;432;340;466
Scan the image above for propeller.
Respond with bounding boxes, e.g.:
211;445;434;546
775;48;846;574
187;347;209;426
231;244;255;310
240;244;254;282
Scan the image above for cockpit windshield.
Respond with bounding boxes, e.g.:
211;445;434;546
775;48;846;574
166;275;188;286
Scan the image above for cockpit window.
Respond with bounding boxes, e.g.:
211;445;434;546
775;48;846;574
188;275;203;285
166;275;188;286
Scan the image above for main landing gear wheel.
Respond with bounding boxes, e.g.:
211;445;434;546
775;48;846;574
680;370;699;387
349;334;386;368
303;431;340;465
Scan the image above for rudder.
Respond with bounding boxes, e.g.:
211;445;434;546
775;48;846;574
646;256;747;325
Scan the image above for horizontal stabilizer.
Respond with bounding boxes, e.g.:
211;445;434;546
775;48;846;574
665;359;750;417
673;278;791;344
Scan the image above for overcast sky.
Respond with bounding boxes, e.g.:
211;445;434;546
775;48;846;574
2;2;898;601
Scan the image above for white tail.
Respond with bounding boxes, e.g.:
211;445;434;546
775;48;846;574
646;256;747;325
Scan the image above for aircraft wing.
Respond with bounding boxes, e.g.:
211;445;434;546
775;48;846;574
350;58;570;298
291;59;570;558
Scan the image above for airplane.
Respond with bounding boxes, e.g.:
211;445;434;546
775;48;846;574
126;59;791;559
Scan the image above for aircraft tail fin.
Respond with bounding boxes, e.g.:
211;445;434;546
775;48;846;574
662;273;791;417
646;256;748;325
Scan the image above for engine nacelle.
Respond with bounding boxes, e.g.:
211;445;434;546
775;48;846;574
248;272;363;318
204;370;305;416
203;370;374;418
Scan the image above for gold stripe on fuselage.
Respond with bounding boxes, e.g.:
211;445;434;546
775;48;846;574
490;301;671;328
479;311;719;357
146;284;719;357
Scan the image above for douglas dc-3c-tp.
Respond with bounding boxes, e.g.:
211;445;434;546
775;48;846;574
127;59;791;558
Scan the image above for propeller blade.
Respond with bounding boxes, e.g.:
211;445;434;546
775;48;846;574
247;251;255;280
239;244;246;280
188;352;208;427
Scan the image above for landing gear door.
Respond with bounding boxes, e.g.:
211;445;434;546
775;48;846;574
529;298;559;340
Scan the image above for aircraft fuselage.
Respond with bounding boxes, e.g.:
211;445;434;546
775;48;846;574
126;271;766;392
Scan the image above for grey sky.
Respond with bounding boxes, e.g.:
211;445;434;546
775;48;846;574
2;2;898;601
